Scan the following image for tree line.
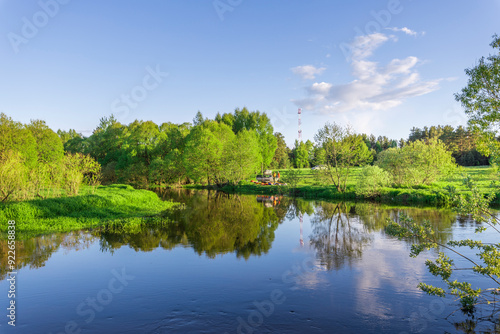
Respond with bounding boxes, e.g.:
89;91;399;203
279;125;485;170
408;125;488;166
0;108;493;199
0;113;99;202
58;107;277;188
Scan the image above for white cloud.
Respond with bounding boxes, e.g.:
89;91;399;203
386;27;423;37
291;65;326;80
292;33;441;114
350;33;391;60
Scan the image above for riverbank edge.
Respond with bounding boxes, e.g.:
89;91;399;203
0;184;180;239
179;183;500;207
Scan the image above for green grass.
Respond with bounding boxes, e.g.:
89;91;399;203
198;166;500;206
0;184;179;239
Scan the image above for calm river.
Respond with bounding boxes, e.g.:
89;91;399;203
0;189;498;333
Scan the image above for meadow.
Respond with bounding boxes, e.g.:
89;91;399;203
213;165;500;206
0;184;179;239
2;166;498;240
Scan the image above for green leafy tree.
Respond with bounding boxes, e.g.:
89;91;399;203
125;120;161;166
0;113;37;168
27;119;64;164
314;122;372;193
225;129;260;184
183;126;217;184
183;122;234;185
58;129;87;154
227;107;277;171
270;132;290;169
151;122;190;185
355;166;390;197
305;139;315;166
282;169;301;193
376;138;456;186
454;34;500;161
86;115;127;166
407;125;488;166
292;140;309;168
0;150;28;202
193;111;206;126
386;179;499;317
312;146;326;166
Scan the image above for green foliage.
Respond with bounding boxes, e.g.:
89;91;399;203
409;125;489;166
71;108;276;188
282;169;301;193
58;129;86;154
219;107;277;169
270;132;290;169
183;122;228;185
312;146;326;166
292;140;310;168
0;113;38;168
455;35;500;163
27;119;64;164
0;114;100;201
386;178;500;316
0;184;178;238
314;122;372;193
0;150;28;202
455;34;500;132
225;129;261;184
355;165;390;197
376;138;456;187
363;133;398;155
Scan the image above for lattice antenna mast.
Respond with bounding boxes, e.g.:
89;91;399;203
298;108;302;142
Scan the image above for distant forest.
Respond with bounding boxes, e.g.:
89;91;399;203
0;108;489;195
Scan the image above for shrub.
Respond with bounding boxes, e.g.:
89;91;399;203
355;166;390;197
376;138;456;187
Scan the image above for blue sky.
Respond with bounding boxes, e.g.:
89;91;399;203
1;0;499;146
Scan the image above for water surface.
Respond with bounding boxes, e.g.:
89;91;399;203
0;190;498;333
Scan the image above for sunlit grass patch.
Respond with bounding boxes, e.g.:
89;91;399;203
0;184;178;239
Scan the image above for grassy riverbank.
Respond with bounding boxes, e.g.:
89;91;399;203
185;166;500;206
0;184;179;239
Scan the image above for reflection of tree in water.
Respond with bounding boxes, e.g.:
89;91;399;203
309;202;371;271
0;193;467;281
171;191;284;258
308;202;456;271
285;198;315;220
99;190;286;259
452;317;500;334
353;202;456;245
0;232;95;280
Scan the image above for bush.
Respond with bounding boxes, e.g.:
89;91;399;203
355;166;390;197
376;138;456;187
0;151;28;202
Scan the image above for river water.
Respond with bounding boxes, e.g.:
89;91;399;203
0;189;498;333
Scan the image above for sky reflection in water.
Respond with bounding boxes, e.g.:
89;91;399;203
0;190;497;333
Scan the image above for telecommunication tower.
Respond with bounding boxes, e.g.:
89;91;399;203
298;108;302;142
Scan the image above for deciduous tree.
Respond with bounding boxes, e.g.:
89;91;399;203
314;122;372;193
